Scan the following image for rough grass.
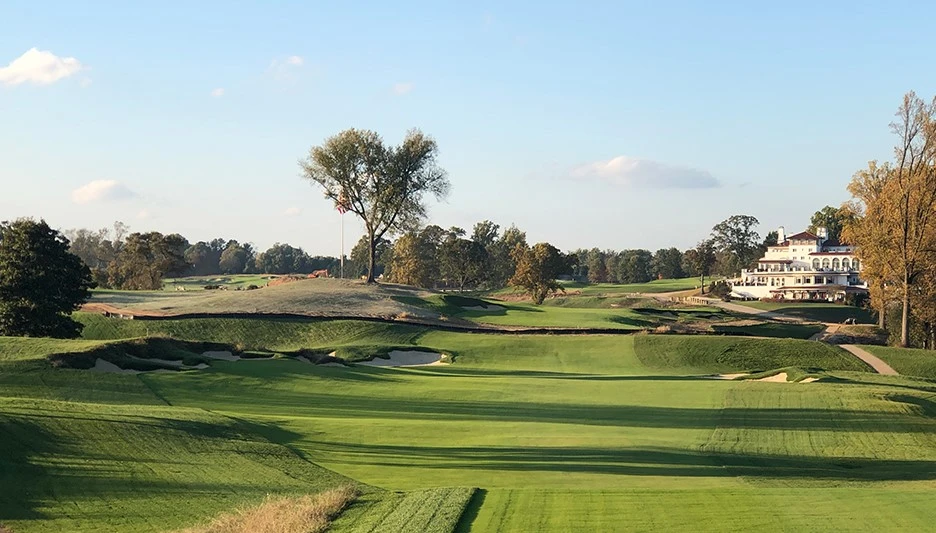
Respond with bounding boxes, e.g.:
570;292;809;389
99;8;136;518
862;345;936;380
178;486;357;533
334;487;475;533
633;335;871;373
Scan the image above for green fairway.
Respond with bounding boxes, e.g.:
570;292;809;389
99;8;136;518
3;325;936;532
502;277;707;296
732;301;874;324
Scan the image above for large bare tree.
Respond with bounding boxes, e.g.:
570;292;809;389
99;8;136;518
300;129;450;283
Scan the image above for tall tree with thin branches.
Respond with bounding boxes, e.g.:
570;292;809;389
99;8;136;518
845;92;936;346
300;129;450;283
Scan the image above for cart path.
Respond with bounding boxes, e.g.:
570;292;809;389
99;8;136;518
838;344;899;375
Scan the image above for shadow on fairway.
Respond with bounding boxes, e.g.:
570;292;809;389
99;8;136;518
0;418;56;522
263;394;936;433
453;488;487;533
310;441;936;482
397;367;704;381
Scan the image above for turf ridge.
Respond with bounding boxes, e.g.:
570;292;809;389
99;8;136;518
332;487;476;533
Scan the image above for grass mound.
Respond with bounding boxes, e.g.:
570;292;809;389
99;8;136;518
862;346;936;380
334;487;475;533
179;486;357;533
633;335;871;373
77;314;428;356
711;322;823;339
0;398;354;532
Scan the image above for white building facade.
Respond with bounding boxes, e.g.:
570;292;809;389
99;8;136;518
730;226;867;300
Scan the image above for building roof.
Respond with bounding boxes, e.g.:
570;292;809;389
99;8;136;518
809;252;855;256
786;230;819;241
770;285;868;293
758;258;793;262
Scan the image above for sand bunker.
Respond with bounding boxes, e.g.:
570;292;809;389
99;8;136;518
358;350;447;367
756;372;789;383
800;377;820;383
90;358;141;374
90;357;209;373
705;373;749;380
202;351;241;361
462;304;505;311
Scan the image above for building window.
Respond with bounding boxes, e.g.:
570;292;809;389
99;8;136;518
812;258;820;270
842;258;850;270
822;258;830;269
853;259;860;270
832;258;840;270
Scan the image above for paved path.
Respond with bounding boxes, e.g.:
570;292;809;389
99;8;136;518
839;344;899;375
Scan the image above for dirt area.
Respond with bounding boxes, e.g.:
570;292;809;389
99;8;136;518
82;279;445;321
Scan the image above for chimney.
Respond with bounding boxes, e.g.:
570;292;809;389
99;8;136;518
777;226;785;244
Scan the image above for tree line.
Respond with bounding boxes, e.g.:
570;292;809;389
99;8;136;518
64;223;342;290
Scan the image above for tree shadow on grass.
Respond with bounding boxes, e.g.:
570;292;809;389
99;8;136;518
453;488;486;533
0;418;58;522
397;366;704;382
272;393;936;432
310;441;936;482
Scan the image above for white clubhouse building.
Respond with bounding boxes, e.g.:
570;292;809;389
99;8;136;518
730;226;867;301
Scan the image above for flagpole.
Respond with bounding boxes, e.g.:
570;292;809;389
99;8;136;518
340;211;344;279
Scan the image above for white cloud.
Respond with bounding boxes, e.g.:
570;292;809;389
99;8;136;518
210;87;225;97
284;207;302;216
392;82;414;95
0;48;86;87
572;156;720;189
136;209;153;220
71;180;137;204
268;55;305;81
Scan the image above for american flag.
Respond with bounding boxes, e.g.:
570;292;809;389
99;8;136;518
337;192;349;214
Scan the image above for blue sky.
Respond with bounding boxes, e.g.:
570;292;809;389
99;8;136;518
2;1;934;255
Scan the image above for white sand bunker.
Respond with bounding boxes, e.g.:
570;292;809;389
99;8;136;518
90;358;141;374
705;373;749;380
202;351;241;361
799;377;820;383
757;372;789;383
358;350;447;367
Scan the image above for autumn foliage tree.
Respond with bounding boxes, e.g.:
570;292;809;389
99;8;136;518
844;92;936;347
509;242;571;304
